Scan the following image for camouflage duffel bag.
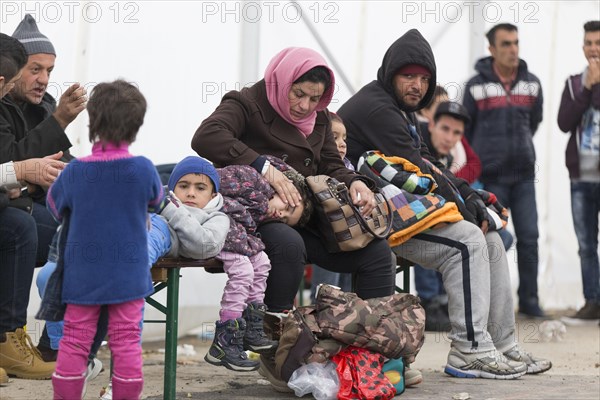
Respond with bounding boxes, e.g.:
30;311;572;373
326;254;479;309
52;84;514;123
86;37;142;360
315;284;425;363
273;285;425;383
274;307;318;382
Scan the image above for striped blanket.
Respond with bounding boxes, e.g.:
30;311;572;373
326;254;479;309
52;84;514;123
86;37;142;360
357;151;463;246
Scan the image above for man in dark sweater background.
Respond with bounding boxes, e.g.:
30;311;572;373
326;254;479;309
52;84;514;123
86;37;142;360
557;20;600;325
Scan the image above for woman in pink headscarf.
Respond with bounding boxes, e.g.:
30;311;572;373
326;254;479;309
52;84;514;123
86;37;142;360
193;46;394;318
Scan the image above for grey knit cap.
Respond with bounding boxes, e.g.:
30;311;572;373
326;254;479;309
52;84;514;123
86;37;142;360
12;14;55;56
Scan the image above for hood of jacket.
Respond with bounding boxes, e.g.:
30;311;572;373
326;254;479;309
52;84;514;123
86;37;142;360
473;56;530;83
376;29;437;112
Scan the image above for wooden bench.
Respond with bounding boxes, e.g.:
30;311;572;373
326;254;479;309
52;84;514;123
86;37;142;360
146;257;224;400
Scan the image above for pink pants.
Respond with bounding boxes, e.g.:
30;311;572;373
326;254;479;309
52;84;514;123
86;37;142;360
55;299;144;380
217;250;271;321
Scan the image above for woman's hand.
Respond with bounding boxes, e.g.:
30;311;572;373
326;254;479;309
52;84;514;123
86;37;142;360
349;180;375;217
264;165;302;207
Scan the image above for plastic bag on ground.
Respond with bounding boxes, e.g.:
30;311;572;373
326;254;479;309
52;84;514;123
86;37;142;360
287;361;340;400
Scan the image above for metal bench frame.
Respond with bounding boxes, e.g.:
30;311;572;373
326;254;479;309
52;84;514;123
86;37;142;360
145;257;224;400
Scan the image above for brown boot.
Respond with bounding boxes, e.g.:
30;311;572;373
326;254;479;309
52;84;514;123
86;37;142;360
0;367;8;384
0;328;56;379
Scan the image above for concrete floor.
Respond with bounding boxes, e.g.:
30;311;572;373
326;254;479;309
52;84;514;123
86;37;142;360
1;314;598;400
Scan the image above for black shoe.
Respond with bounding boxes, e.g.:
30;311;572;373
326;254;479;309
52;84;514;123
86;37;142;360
518;300;547;319
204;318;259;372
561;302;600;326
36;343;58;362
243;303;278;353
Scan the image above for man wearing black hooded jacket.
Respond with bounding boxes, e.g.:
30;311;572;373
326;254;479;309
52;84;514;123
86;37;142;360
338;29;551;380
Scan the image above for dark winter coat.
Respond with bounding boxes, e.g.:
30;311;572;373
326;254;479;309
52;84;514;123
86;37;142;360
0;93;73;163
463;57;543;184
192;79;374;190
338;29;475;220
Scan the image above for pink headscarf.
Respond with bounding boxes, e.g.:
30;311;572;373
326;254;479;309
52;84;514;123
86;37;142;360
264;47;335;137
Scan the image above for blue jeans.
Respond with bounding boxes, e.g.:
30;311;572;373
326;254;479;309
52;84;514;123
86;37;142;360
485;181;539;306
414;265;445;301
571;181;600;303
148;214;171;266
0;207;37;333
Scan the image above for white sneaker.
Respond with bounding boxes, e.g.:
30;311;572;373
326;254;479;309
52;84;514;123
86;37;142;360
444;348;527;379
86;358;103;381
404;367;423;387
82;358;103;397
503;345;552;374
99;381;112;400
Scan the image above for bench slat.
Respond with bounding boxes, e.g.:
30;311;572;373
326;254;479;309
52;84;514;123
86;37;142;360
151;257;224;278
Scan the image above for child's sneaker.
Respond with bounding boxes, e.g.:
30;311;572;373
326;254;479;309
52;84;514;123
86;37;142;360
82;357;103;397
444;347;527;379
243;303;278;353
404;367;423;387
99;381;112;399
204;318;259;372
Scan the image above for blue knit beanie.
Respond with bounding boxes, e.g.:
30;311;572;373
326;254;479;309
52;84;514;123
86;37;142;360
168;156;220;192
12;14;56;56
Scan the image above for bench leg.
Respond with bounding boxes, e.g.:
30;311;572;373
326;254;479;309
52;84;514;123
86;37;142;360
164;267;180;400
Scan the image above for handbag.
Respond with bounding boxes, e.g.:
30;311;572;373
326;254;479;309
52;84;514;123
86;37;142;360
306;175;392;253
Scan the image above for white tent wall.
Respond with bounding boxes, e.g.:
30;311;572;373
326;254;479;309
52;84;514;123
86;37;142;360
2;1;598;340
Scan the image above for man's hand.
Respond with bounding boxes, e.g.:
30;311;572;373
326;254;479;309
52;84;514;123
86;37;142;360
7;188;21;199
14;151;66;188
585;57;600;89
53;83;87;130
349;180;375;217
465;191;490;234
264;164;302;208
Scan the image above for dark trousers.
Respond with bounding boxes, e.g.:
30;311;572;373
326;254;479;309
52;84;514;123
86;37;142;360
257;222;395;312
31;202;58;265
0;207;37;333
485;181;539;306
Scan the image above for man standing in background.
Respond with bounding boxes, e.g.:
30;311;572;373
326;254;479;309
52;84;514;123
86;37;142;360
463;23;545;318
557;20;600;325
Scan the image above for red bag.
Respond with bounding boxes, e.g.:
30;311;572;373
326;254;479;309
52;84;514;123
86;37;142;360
332;346;396;400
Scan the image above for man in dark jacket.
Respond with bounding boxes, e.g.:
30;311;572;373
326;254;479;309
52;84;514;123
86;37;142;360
339;29;551;379
0;14;86;165
0;14;87;363
0;31;58;381
463;23;545;318
557;20;600;324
